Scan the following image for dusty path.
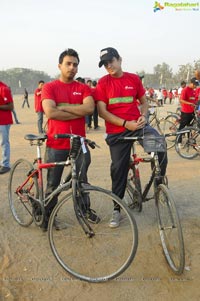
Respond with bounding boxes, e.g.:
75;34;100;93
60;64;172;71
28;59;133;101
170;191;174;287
0;96;199;301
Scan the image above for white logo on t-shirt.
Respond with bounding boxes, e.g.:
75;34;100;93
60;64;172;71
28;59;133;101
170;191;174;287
125;86;134;90
73;92;82;95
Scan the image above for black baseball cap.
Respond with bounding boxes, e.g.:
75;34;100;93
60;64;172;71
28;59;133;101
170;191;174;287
98;47;120;68
190;77;199;86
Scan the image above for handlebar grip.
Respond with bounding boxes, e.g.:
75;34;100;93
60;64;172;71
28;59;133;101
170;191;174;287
88;141;96;149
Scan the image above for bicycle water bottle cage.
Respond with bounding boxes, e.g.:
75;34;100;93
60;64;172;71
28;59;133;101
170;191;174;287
70;136;81;158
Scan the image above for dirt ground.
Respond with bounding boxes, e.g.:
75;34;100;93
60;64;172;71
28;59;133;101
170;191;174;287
0;96;200;301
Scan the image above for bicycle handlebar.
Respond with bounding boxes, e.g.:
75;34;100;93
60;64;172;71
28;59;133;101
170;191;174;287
118;127;195;142
54;134;100;149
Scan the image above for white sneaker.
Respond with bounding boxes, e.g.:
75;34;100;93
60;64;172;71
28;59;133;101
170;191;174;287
109;210;121;228
178;143;183;149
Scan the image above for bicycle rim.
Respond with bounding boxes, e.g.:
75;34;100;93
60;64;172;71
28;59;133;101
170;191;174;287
155;184;185;274
125;166;142;212
8;159;37;226
175;127;200;159
48;187;138;283
158;119;177;149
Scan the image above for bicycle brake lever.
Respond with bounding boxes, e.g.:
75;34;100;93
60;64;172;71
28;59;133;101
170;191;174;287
88;141;100;149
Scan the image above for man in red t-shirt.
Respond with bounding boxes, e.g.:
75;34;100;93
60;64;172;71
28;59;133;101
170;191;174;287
0;82;13;174
34;80;45;133
177;77;199;146
95;47;168;228
194;70;200;103
162;88;168;104
41;48;99;230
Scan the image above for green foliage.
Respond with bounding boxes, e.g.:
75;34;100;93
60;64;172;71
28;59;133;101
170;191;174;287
138;59;200;89
0;68;54;94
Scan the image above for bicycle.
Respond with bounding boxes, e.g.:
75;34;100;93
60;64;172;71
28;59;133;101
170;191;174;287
147;105;178;150
8;133;138;283
174;125;200;159
121;134;185;275
172;106;200;159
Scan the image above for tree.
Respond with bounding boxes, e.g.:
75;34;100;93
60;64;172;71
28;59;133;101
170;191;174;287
0;68;53;94
153;63;173;88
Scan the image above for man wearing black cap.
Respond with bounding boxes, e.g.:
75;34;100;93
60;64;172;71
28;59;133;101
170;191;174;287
177;77;199;147
95;47;168;228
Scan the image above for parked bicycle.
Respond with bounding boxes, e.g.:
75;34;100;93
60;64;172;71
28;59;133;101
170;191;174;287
148;105;177;149
122;133;185;275
8;133;138;283
170;106;200;159
175;125;200;159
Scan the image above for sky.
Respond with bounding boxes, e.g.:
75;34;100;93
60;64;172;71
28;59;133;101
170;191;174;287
0;0;199;79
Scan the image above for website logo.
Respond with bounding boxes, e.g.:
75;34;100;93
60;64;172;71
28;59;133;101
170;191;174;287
153;1;199;12
154;1;164;12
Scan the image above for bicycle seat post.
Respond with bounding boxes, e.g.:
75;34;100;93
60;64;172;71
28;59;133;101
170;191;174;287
36;140;43;164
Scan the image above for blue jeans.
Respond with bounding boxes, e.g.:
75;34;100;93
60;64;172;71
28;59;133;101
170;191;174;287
0;125;11;168
37;112;44;133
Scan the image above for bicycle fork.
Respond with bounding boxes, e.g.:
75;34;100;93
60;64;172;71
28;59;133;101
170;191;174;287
71;158;95;238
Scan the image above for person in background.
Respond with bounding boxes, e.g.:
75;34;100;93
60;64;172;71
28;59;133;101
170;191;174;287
41;48;99;231
177;77;199;147
178;81;186;100
86;79;93;129
156;88;164;106
9;87;20;124
34;80;45;133
174;88;179;105
95;47;167;228
91;80;100;130
86;79;100;130
0;81;13;174
76;77;90;132
162;88;168;104
22;88;30;108
168;89;174;104
194;70;200;102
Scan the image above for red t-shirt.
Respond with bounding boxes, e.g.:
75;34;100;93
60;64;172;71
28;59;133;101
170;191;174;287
168;91;173;99
41;80;92;149
180;86;197;113
162;89;167;97
195;87;200;101
34;88;43;112
0;82;13;125
95;72;145;134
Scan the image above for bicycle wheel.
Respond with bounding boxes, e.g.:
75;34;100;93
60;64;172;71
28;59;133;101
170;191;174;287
125;164;142;212
8;159;38;226
48;185;138;283
158;119;177;149
155;184;185;274
165;113;179;125
175;127;200;159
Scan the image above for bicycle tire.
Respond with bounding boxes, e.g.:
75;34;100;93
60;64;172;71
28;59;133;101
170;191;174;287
125;165;142;212
48;185;138;283
155;184;185;274
165;114;180;125
175;126;200;159
157;119;177;150
8;159;38;226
